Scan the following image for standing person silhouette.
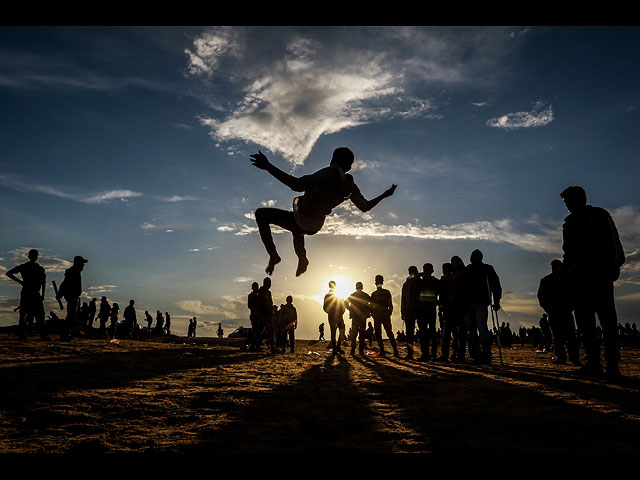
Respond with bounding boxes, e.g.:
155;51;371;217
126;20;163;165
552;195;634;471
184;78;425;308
370;275;399;358
560;186;625;380
56;255;88;341
5;248;48;340
346;281;371;356
250;148;397;276
324;281;346;356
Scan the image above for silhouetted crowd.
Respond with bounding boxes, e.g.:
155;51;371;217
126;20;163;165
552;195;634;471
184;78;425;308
241;277;298;354
6;250;188;342
4;186;631;381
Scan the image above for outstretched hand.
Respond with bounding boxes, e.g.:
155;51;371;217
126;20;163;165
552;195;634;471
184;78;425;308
384;184;398;198
250;150;270;170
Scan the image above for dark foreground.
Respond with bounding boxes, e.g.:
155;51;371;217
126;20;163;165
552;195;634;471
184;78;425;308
1;333;639;453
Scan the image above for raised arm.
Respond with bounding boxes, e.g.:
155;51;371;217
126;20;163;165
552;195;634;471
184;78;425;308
349;182;397;213
250;151;304;192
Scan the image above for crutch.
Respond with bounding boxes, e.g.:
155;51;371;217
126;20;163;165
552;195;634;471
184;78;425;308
486;275;504;366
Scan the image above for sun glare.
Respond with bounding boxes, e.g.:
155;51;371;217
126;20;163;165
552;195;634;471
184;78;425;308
325;275;355;300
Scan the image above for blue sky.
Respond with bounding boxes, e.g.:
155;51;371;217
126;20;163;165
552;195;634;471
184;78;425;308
1;26;639;338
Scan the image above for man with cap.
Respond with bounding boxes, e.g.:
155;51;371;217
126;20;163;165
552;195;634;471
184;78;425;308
56;255;87;341
5;248;48;340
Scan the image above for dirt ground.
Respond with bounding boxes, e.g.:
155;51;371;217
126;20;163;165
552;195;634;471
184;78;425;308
1;333;639;454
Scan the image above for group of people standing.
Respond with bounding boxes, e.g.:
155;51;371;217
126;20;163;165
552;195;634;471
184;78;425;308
5;250;180;341
242;277;299;353
321;248;502;365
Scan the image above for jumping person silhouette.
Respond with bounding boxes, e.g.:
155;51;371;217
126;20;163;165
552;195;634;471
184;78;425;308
250;148;397;276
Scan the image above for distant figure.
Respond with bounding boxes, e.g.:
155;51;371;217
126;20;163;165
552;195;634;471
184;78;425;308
5;248;48;340
79;302;89;328
88;298;97;328
188;318;194;338
458;250;502;365
144;310;153;331
370;274;399;358
346;282;372;356
323;281;346;355
417;263;440;361
250;148;397;276
366;321;375;348
217;323;224;339
192;317;198;338
110;303;119;338
537;259;580;365
123;300;137;338
56;255;88;341
243;282;260;351
560;186;625;381
165;312;171;336
318;322;325;341
155;311;164;334
98;297;111;337
401;266;421;360
538;314;553;352
279;295;298;353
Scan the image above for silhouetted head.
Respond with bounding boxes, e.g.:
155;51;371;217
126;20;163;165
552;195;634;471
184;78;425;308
28;249;39;262
408;266;419;277
451;255;465;271
329;280;336;290
101;296;107;301
251;282;259;291
375;274;384;286
560;186;587;213
470;249;483;264
442;262;452;275
145;310;149;314
286;295;293;304
423;263;433;276
330;147;355;172
73;255;88;270
355;281;363;290
263;277;271;289
129;300;135;306
92;298;97;302
551;259;562;273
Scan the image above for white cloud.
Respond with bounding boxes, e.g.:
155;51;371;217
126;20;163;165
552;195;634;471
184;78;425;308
157;195;199;202
184;27;242;76
7;247;72;273
191;30;448;167
0;174;142;204
486;101;554;129
233;277;253;283
260;199;277;207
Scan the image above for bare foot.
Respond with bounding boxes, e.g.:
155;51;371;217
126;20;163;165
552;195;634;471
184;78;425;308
295;256;309;276
266;254;281;275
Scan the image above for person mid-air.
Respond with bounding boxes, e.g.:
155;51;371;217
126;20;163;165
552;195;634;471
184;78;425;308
250;147;397;276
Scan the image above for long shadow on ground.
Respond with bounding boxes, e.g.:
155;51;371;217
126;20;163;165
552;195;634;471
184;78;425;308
180;354;408;453
352;356;640;453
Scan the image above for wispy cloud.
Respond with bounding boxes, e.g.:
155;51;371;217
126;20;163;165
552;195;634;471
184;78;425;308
184;27;243;76
486;101;554;129
6;247;73;273
157;195;199;202
189;28;489;167
0;174;142;204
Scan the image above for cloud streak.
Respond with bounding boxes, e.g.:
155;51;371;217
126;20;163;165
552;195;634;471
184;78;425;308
486;101;554;129
0;174;142;204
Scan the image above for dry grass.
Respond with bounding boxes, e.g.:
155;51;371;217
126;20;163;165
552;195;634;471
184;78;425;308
1;334;639;453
